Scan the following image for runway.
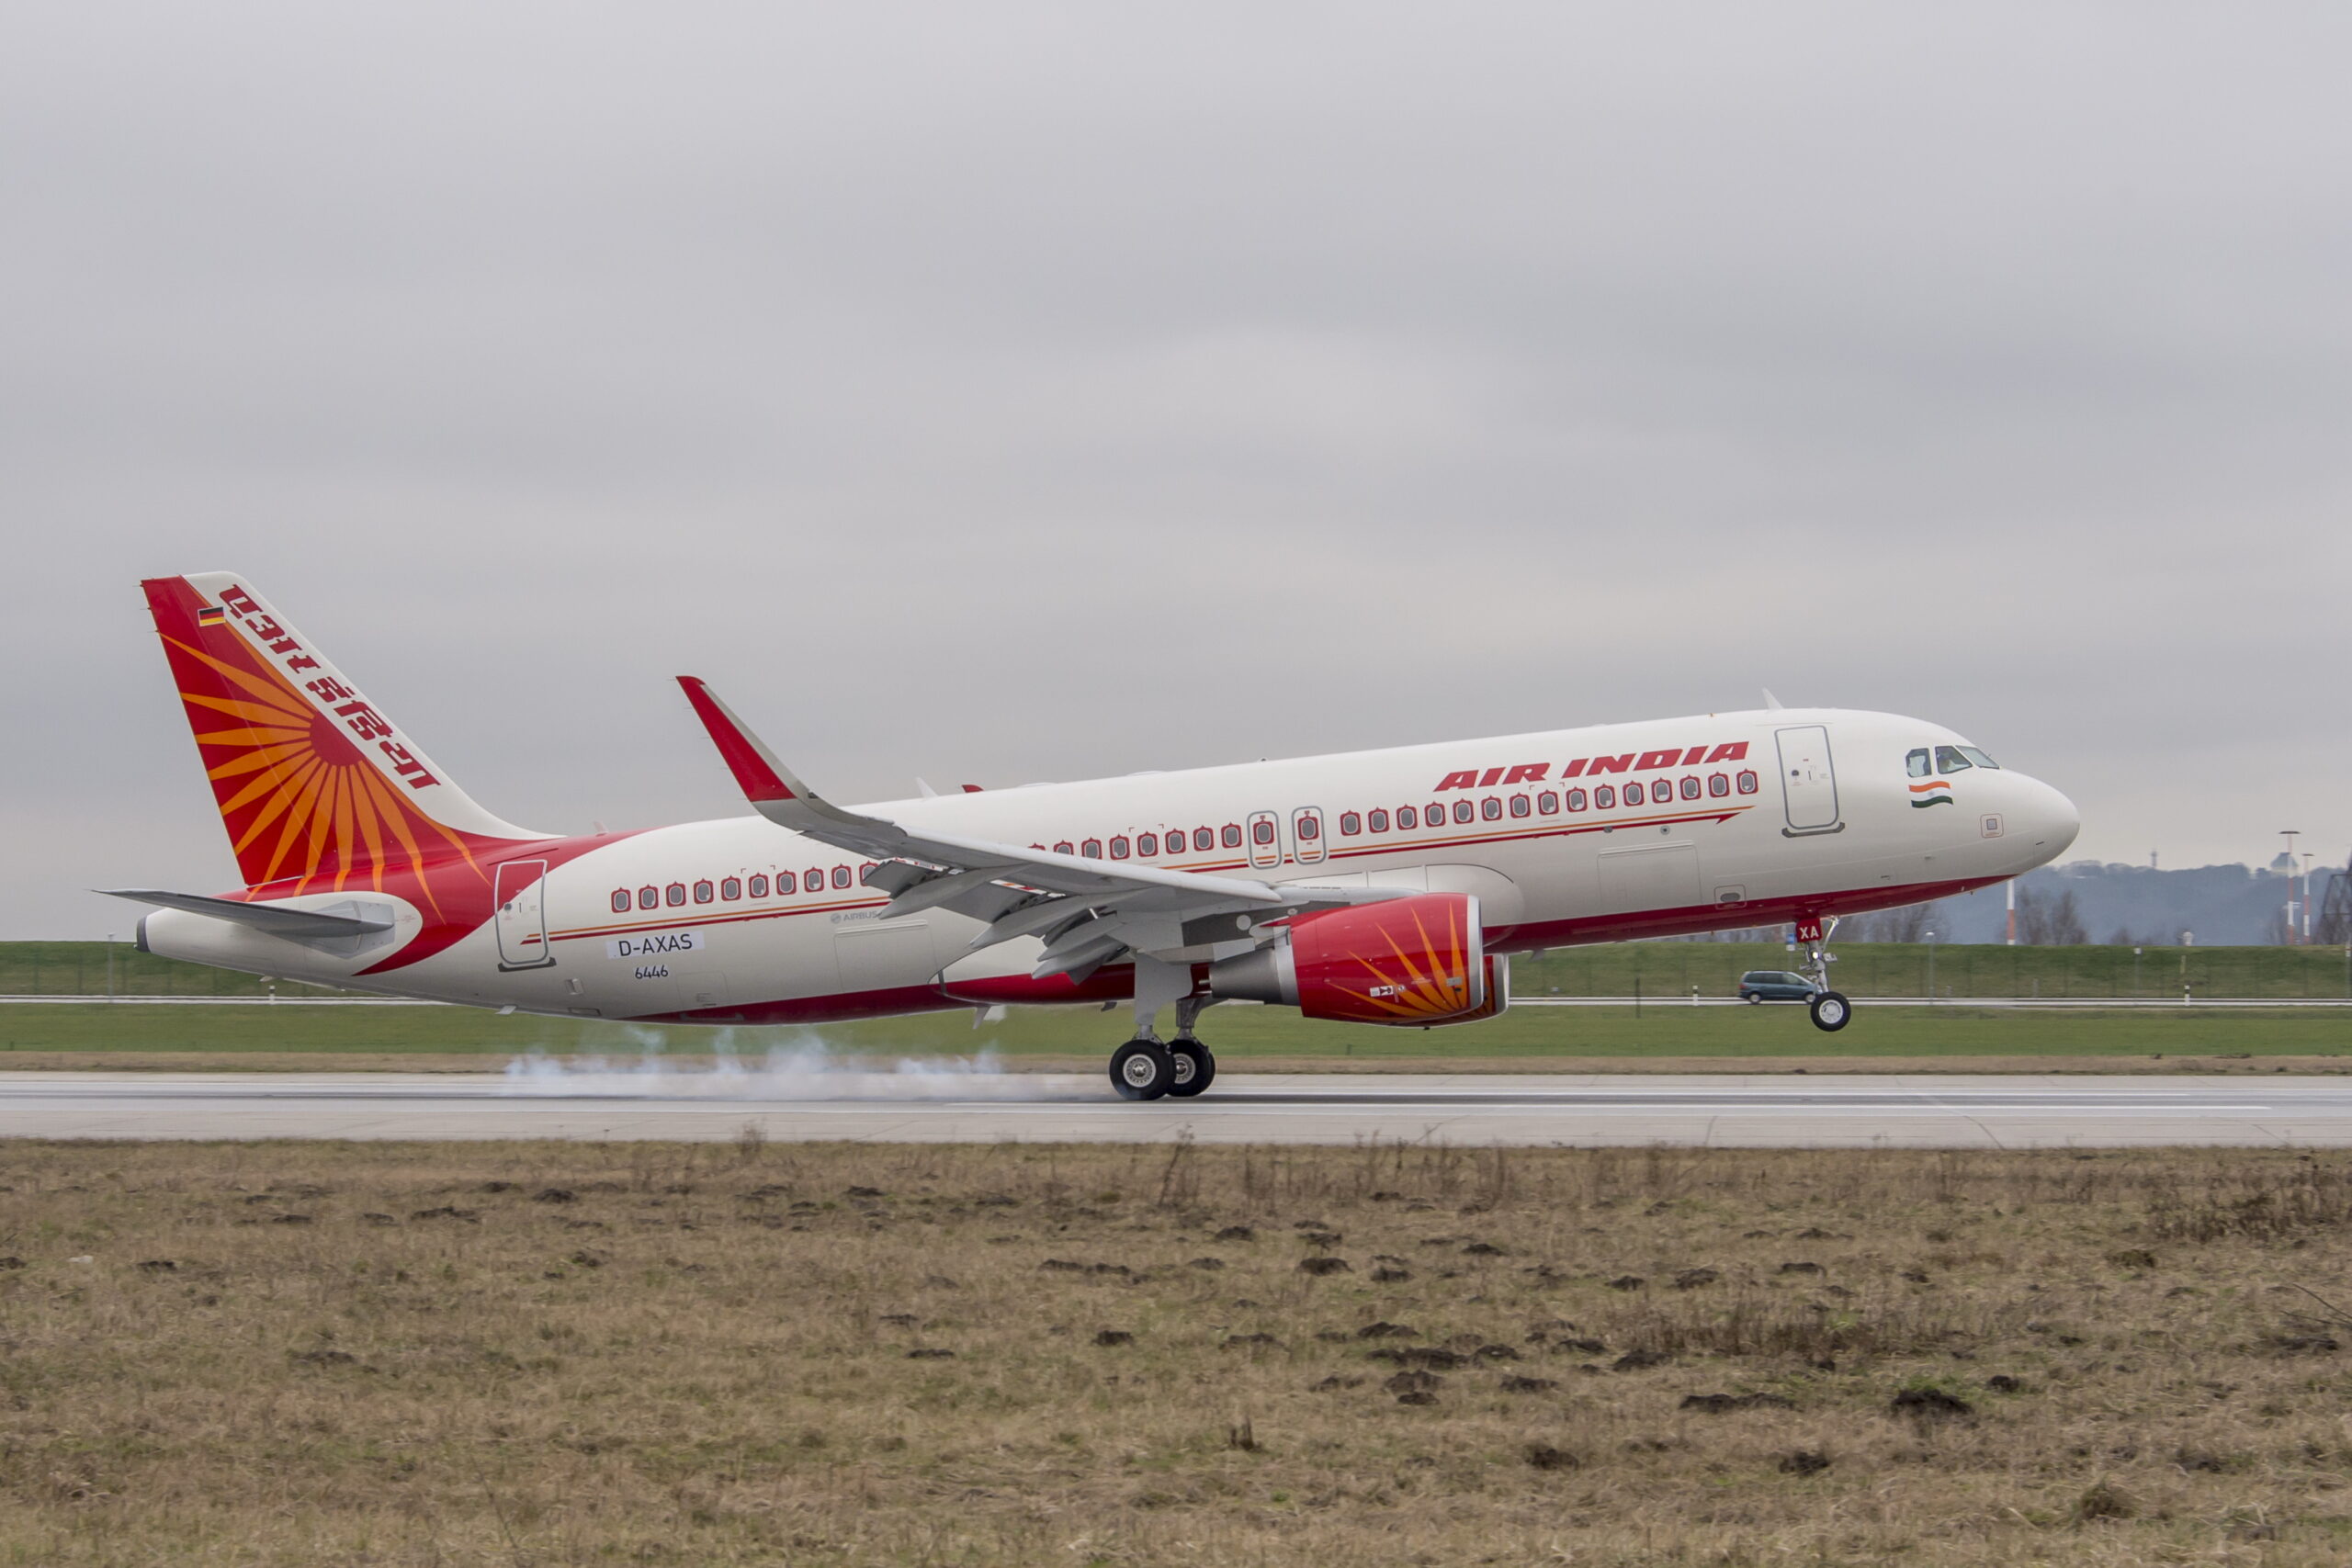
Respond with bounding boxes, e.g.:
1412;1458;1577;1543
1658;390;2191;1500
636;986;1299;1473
3;1069;2349;1146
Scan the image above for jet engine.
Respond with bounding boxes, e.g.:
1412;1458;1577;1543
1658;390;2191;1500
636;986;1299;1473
1207;892;1507;1026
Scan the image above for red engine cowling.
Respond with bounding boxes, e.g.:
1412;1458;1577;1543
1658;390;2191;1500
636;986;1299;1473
1207;893;1501;1026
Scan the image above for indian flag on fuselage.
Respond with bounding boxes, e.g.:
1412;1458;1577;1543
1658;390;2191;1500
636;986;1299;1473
1909;779;1956;808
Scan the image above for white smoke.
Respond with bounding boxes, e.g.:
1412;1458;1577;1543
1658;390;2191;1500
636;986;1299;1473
498;1030;1028;1100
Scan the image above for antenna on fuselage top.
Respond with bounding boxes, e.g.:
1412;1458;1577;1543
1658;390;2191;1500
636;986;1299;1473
1761;689;1784;710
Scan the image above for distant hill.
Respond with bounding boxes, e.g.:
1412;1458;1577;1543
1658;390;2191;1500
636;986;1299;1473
1846;860;2346;947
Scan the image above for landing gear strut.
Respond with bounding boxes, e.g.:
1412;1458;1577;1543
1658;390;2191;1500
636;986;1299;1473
1797;915;1852;1034
1108;964;1217;1101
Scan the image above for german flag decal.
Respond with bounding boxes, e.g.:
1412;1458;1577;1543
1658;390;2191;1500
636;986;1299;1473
196;604;226;626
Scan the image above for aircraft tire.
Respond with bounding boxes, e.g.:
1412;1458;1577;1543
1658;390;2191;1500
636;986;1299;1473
1111;1040;1176;1100
1164;1039;1216;1098
1807;991;1852;1032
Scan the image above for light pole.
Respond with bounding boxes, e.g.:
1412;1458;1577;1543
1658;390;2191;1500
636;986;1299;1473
2281;830;2301;945
1925;930;1938;1005
2303;853;2317;942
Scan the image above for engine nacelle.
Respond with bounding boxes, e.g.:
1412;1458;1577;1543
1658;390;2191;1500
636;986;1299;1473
1207;892;1504;1026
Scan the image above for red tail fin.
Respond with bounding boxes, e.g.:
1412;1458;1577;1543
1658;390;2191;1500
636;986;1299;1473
141;572;546;893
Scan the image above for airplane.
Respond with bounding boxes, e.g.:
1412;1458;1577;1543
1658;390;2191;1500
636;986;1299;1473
111;572;2079;1100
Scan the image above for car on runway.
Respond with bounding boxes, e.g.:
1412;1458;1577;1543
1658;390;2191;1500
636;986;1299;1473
1737;970;1823;1004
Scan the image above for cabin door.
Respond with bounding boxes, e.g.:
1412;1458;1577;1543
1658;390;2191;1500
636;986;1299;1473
1774;725;1841;833
494;860;555;970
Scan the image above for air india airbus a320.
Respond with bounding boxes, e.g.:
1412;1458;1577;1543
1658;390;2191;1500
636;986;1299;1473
113;574;2079;1100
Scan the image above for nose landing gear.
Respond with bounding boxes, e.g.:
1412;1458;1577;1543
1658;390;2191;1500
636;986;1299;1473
1796;915;1853;1033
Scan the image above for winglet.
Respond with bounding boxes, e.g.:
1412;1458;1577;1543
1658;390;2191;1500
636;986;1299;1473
676;676;801;804
675;677;916;857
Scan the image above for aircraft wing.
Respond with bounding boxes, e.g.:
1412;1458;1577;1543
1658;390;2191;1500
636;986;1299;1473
676;676;1403;982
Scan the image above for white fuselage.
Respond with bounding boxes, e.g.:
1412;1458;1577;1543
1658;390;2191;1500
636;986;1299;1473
141;706;2078;1025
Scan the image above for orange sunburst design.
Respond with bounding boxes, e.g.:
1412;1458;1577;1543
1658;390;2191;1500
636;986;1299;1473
1348;905;1473;1020
157;627;492;915
1287;894;1485;1025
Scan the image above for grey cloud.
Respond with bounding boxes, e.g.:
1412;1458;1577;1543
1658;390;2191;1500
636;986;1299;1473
5;3;2349;935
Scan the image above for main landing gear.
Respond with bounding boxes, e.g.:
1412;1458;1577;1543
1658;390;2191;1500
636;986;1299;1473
1109;977;1218;1101
1798;916;1853;1034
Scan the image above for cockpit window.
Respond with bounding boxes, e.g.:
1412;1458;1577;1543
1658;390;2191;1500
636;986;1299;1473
1955;746;1999;770
1905;748;1931;778
1934;745;1973;774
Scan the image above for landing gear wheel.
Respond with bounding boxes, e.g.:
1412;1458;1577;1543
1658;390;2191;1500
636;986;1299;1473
1808;990;1852;1032
1165;1038;1216;1098
1110;1040;1176;1100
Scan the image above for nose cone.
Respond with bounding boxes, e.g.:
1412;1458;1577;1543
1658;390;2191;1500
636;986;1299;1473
2013;774;2080;866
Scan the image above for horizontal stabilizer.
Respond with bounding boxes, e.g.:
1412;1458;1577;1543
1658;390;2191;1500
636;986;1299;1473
97;888;394;941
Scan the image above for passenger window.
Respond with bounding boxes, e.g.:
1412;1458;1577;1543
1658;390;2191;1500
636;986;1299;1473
1623;783;1645;806
1736;771;1758;794
1221;824;1242;849
1536;791;1558;815
1935;745;1973;775
693;879;715;904
665;883;686;907
721;876;741;900
1426;802;1443;825
1510;795;1531;818
610;890;629;914
750;874;769;897
1053;840;1074;855
1565;788;1587;812
1707;773;1729;797
1137;832;1158;856
1296;814;1319;840
1679;776;1701;800
1252;819;1276;845
775;872;797;895
831;865;853;889
1080;839;1102;858
804;867;822;891
639;886;658;910
1194;828;1214;852
1480;796;1502;820
1340;812;1363;835
1396;806;1417;829
1906;748;1932;778
1594;784;1616;808
1368;808;1390;832
1450;799;1473;824
1110;836;1130;859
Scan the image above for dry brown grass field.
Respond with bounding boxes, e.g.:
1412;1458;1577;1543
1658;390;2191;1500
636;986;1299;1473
8;1140;2352;1564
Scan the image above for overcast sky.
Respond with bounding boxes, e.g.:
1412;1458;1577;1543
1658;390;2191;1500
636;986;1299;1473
6;4;2347;940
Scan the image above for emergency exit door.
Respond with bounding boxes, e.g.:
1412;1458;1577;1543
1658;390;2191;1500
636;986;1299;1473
1774;725;1841;833
494;860;555;970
